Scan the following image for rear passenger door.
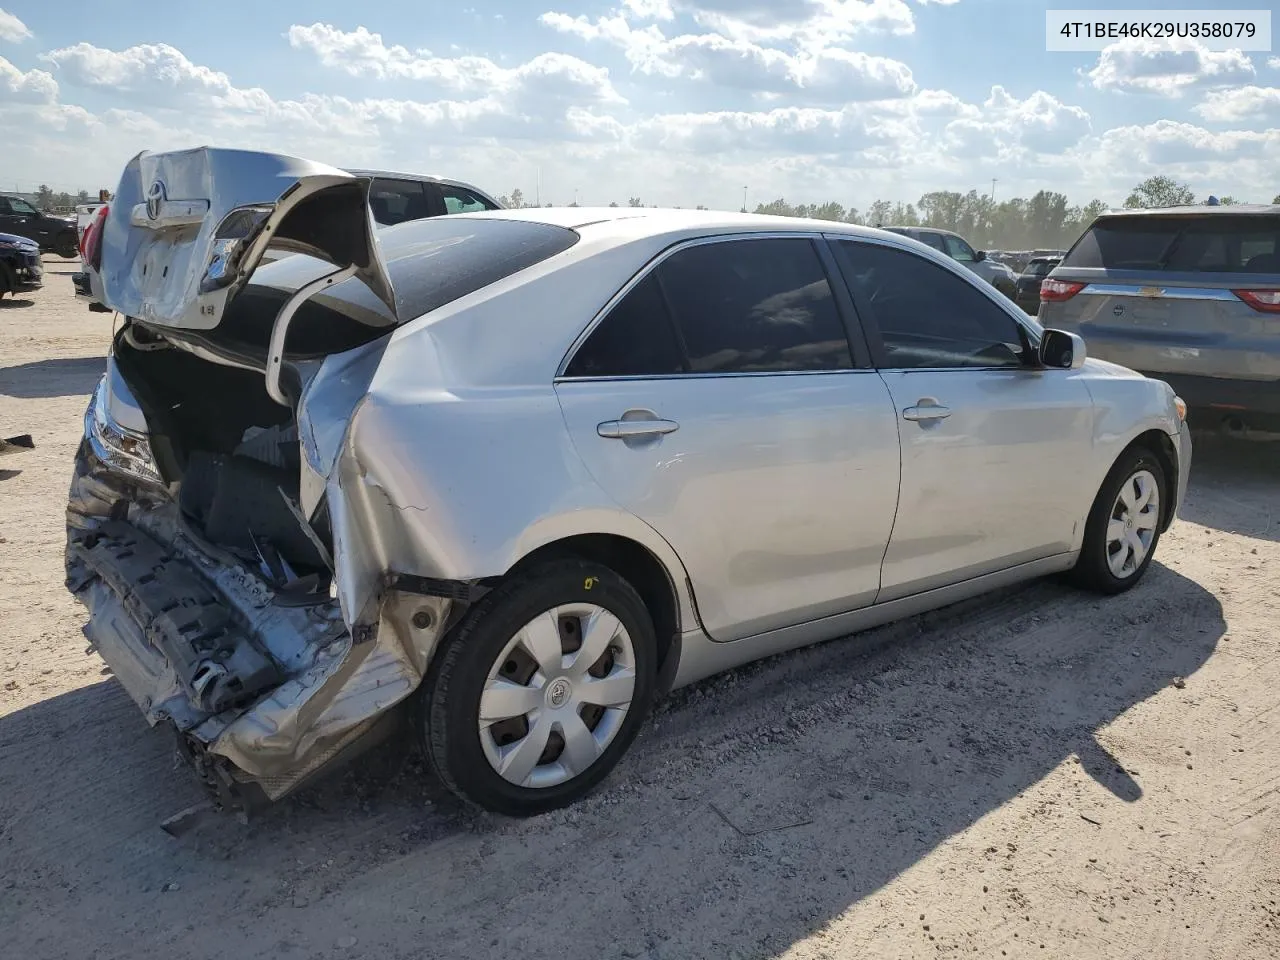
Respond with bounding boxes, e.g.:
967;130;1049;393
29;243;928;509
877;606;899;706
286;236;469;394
830;236;1095;600
556;235;901;642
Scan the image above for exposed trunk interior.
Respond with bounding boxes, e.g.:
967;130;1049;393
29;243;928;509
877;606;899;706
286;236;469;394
112;324;334;598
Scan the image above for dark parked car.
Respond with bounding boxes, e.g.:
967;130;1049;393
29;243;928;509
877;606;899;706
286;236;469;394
881;226;1017;296
1040;205;1280;437
1014;256;1061;313
0;195;78;258
0;231;43;297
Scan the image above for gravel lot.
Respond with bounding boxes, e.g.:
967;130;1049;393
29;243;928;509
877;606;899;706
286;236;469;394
3;260;1280;960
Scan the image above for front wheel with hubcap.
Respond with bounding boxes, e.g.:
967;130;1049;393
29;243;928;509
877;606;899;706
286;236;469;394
419;560;657;816
1072;446;1168;594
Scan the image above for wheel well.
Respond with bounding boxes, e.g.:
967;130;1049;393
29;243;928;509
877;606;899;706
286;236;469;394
508;534;681;678
1125;429;1179;529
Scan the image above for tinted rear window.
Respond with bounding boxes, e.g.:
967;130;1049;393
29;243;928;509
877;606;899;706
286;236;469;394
1063;215;1280;273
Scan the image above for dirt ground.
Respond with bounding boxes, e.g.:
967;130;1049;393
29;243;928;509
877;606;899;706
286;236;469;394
3;260;1280;960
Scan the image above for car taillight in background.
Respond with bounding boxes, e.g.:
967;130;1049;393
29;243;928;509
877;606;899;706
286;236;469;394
1232;289;1280;314
80;204;109;270
1039;278;1084;303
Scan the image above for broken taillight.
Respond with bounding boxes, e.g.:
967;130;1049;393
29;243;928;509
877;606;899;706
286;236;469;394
1232;289;1280;314
1039;278;1085;303
80;204;109;271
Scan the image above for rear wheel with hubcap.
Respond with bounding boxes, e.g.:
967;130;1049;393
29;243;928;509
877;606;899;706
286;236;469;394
419;560;657;815
1072;445;1168;594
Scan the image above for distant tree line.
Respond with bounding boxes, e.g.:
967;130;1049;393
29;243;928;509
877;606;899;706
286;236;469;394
32;185;94;211
499;177;1280;252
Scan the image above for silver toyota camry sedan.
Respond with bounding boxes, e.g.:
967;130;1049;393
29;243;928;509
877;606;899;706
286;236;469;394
68;148;1191;817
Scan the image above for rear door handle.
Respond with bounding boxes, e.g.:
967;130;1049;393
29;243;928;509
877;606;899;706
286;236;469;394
902;399;952;422
597;418;680;439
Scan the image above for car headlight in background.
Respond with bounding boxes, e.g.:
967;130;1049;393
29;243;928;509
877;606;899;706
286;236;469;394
85;376;162;485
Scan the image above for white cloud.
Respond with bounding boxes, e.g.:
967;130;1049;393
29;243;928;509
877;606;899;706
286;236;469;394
1084;39;1255;97
1089;119;1276;168
1;55;57;103
43;42;252;110
635;103;881;155
687;0;917;44
622;0;674;19
287;22;624;106
1268;57;1280;70
540;11;915;101
1195;85;1280;123
0;7;31;43
943;86;1090;159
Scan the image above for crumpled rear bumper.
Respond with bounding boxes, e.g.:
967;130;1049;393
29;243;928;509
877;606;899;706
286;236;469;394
65;436;454;807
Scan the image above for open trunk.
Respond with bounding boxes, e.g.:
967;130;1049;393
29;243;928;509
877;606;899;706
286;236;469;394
63;148;454;810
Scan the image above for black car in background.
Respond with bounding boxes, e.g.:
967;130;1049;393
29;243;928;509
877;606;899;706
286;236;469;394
0;231;43;298
1014;256;1061;314
0;195;79;258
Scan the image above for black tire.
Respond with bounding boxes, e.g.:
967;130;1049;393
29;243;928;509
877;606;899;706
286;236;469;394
0;261;14;298
1071;445;1168;594
55;232;78;259
419;559;657;816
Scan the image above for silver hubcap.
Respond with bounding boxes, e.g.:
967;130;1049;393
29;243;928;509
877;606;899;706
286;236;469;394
1106;468;1160;579
478;604;636;789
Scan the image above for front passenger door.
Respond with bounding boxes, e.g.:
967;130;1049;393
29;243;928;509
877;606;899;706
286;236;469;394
831;237;1095;602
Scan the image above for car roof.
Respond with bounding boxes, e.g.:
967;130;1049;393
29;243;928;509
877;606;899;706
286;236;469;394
883;225;959;237
442;205;905;242
1097;204;1280;218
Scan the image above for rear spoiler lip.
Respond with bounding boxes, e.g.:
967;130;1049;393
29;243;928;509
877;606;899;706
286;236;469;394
99;147;398;330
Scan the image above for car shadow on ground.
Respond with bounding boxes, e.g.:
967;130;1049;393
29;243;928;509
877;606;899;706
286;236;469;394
0;355;105;399
1181;431;1280;543
0;560;1224;959
0;298;35;309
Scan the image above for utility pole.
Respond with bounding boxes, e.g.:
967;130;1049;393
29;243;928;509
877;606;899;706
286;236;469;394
990;178;998;204
743;185;748;213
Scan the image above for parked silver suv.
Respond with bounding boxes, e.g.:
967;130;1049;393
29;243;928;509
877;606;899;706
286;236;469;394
67;148;1191;817
1039;206;1280;436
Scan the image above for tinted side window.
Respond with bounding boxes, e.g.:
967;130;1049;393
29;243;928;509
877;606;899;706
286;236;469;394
564;274;685;378
0;198;11;214
369;179;429;226
944;234;976;262
441;185;495;214
916;232;947;252
656;238;853;374
835;240;1026;370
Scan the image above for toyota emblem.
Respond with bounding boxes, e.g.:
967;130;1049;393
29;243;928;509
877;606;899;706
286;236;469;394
146;179;167;220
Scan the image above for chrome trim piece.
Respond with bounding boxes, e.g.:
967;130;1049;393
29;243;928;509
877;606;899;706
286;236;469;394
1079;284;1240;301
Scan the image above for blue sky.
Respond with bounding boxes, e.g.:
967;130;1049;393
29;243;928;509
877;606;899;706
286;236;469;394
2;0;1278;210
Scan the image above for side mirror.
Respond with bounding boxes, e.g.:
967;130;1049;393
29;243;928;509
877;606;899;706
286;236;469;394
975;249;987;261
1039;328;1086;370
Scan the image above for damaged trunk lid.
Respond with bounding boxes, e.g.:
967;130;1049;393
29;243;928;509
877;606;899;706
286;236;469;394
98;146;397;332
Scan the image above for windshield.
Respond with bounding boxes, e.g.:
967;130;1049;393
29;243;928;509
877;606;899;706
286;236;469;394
10;199;39;216
1062;215;1280;273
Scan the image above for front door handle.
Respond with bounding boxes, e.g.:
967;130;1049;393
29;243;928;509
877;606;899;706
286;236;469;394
597;418;680;440
902;399;952;422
